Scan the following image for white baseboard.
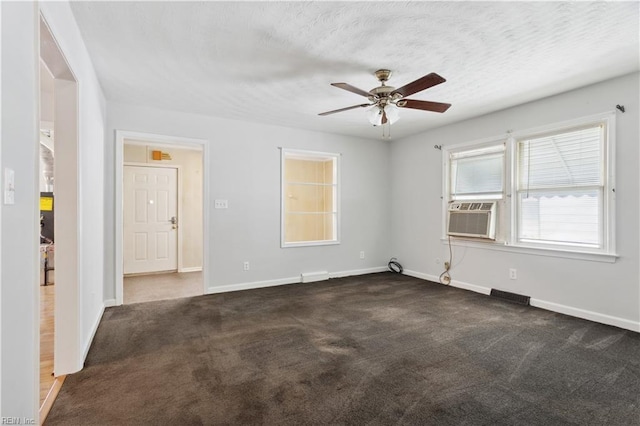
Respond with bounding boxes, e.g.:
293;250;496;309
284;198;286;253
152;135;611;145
301;271;329;283
104;298;117;307
402;269;639;332
82;304;105;363
450;279;492;295
402;269;437;282
206;276;300;295
206;266;389;295
179;267;202;273
530;299;640;332
329;266;388;279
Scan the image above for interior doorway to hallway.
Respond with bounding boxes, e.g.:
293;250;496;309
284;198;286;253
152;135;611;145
38;15;80;421
118;135;208;305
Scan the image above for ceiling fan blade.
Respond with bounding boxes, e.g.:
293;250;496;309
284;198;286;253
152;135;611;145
318;103;371;116
331;83;372;98
391;73;446;98
382;110;388;125
397;99;451;113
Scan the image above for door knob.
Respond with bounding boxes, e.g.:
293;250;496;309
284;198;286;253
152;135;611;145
170;216;177;224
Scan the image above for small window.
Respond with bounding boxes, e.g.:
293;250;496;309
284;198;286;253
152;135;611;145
450;144;505;200
281;149;339;247
516;124;606;248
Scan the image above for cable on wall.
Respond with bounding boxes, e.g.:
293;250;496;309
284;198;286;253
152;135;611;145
388;257;403;273
439;235;453;285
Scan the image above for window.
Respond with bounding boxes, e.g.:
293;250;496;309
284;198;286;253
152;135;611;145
444;113;615;256
281;149;339;247
450;144;505;200
516;124;605;248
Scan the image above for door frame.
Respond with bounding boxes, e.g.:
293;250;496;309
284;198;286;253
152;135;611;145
115;131;209;306
123;162;183;274
40;14;83;378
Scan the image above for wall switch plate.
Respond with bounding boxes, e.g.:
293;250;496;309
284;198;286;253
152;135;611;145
214;199;228;209
4;168;15;205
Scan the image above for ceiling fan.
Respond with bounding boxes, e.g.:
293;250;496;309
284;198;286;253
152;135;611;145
319;69;451;126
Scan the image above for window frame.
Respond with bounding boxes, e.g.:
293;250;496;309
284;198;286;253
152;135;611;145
280;148;341;248
443;137;508;243
442;111;616;261
508;113;616;255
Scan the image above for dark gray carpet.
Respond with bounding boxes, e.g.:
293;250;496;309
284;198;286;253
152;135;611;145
46;273;640;425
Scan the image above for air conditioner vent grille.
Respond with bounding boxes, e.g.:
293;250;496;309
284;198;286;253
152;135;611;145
447;201;497;239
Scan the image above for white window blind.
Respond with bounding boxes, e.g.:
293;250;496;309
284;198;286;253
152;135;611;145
450;145;504;200
517;125;604;247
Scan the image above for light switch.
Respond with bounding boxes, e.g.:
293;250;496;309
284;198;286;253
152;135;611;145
4;168;15;205
214;199;228;209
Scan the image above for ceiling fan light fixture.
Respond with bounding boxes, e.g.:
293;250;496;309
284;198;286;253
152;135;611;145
384;103;400;124
367;106;383;126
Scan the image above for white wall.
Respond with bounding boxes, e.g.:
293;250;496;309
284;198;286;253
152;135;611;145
105;103;391;300
0;1;106;417
390;72;640;331
1;2;39;417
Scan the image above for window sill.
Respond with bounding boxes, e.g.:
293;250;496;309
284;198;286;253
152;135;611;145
282;240;340;248
439;237;618;263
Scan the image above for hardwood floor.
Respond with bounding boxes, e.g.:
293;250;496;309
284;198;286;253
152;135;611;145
40;283;66;424
124;271;203;304
40;284;55;404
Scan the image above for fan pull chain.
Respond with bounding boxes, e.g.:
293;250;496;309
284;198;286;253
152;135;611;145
382;122;391;139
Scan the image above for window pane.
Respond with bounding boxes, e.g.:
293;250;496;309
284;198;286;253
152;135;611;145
518;189;601;246
518;126;602;190
282;151;339;246
284;213;334;243
452;153;503;196
285;158;335;184
285;183;335;213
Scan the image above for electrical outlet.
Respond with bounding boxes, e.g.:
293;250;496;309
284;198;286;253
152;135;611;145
435;257;441;265
509;268;517;280
243;261;250;271
214;199;228;209
444;261;450;270
359;251;365;259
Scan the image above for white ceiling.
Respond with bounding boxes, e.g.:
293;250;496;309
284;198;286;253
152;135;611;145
70;1;639;140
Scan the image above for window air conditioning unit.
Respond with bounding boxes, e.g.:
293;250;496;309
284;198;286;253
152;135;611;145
447;201;497;240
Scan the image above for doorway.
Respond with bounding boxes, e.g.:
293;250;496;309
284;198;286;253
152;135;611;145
116;134;209;305
38;15;80;420
123;165;179;275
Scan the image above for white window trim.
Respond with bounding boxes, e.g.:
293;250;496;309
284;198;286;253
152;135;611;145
442;111;617;262
280;148;341;248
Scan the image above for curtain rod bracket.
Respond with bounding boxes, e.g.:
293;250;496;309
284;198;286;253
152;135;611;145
616;104;625;113
434;145;442;150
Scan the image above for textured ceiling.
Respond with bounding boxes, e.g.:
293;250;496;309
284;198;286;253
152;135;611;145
70;2;639;140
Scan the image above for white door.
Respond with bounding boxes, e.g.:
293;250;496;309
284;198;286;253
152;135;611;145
124;166;178;274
